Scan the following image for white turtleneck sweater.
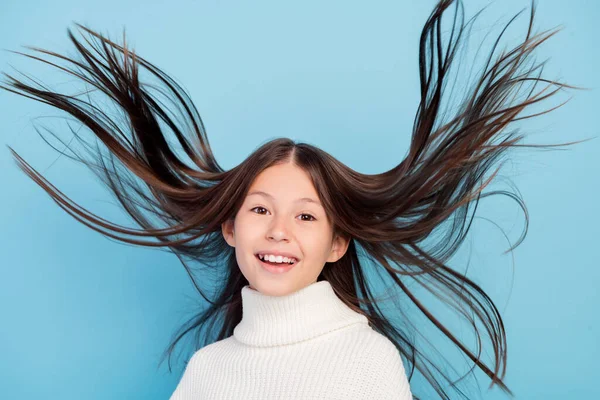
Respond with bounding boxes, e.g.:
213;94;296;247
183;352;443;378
169;280;413;399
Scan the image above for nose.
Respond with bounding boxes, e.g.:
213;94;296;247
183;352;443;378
267;214;291;241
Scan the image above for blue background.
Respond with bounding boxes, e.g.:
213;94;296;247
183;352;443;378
1;0;598;398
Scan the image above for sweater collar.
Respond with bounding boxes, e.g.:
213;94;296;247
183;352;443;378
233;280;368;347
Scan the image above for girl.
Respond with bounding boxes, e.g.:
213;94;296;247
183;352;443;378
1;0;591;398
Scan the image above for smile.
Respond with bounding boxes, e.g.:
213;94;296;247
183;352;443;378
255;254;299;274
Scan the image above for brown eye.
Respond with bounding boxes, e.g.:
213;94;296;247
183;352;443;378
251;206;267;214
300;214;316;222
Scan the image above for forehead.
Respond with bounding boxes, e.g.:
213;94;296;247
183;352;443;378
246;164;322;206
249;163;317;194
247;189;322;208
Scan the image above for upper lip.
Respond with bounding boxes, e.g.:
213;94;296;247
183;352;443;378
255;250;300;261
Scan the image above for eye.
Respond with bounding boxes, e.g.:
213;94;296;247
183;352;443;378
251;206;268;215
250;207;316;222
299;213;316;222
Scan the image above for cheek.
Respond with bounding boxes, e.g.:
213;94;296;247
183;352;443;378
232;217;255;241
303;238;329;262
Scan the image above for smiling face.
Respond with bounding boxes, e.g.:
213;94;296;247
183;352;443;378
221;161;350;297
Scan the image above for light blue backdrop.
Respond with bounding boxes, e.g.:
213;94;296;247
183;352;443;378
1;0;598;398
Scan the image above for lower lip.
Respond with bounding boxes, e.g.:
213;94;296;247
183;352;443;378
256;255;298;274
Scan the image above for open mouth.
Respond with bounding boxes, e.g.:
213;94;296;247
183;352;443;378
255;254;299;268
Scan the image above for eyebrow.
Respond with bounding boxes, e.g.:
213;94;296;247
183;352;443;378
247;190;322;207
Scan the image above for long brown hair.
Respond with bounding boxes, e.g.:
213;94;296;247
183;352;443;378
1;0;593;398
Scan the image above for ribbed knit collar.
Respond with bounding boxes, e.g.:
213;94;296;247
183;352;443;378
233;280;368;347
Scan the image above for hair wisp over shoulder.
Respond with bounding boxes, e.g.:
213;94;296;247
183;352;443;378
1;0;592;398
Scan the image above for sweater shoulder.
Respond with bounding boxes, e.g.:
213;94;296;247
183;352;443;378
344;323;401;353
349;325;414;399
189;335;237;360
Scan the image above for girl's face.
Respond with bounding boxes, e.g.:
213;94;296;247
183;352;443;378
222;162;349;297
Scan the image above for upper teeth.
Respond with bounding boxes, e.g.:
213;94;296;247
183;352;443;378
258;254;297;264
